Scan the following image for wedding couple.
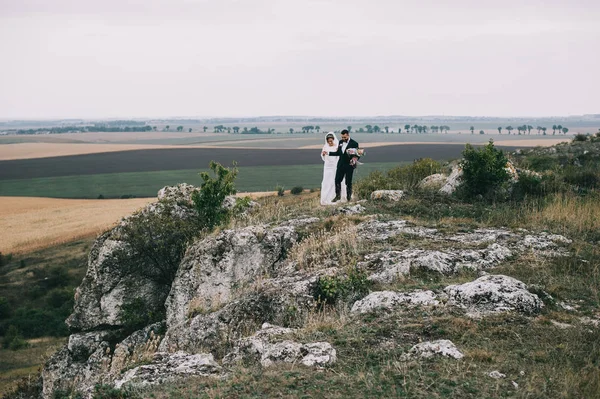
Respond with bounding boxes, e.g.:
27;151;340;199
320;129;361;205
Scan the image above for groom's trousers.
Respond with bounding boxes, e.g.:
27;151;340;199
335;165;354;200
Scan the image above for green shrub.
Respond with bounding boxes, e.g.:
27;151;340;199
0;252;12;267
115;200;202;291
313;268;371;307
276;185;285;196
563;167;599;190
93;384;137;399
192;161;238;231
0;297;10;319
459;140;510;200
290;186;304;195
97;194;105;199
8;307;69;337
573;134;588;142
2;325;28;350
525;155;560;172
119;297;161;334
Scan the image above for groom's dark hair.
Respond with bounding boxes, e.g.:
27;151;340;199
341;129;349;135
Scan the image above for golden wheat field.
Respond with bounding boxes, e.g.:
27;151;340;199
0;196;155;254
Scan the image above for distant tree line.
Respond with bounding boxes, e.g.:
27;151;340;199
11;125;154;134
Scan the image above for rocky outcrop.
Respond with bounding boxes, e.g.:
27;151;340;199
165;224;297;328
445;274;543;316
114;352;222;389
336;204;366;215
418;173;447;190
358;220;438;241
370;190;405;201
351;290;439;314
223;323;336;368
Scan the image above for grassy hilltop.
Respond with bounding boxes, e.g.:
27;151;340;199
1;134;600;398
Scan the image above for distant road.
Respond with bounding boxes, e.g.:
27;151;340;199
0;144;521;180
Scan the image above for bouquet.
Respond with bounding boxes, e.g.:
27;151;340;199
346;148;365;168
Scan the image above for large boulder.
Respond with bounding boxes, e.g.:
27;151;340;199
164;224;297;328
444;274;544;316
418;173;447;190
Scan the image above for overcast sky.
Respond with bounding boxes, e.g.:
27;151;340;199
0;0;598;119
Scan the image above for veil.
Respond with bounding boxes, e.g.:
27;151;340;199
321;132;338;161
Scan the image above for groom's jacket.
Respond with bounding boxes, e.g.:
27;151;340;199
329;138;360;168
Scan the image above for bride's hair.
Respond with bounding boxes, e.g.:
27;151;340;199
325;133;335;141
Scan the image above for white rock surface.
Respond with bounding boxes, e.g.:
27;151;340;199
336;204;366;215
114;352;222;389
351;290;439;314
370;190;405;201
440;166;462;194
405;340;464;360
488;370;506;379
358;220;438;241
444;275;544;316
418;173;447;190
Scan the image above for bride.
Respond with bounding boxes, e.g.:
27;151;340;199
320;132;347;205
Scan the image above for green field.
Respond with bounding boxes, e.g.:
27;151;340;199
0;162;404;198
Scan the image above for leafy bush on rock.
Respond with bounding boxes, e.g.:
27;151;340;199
458;140;510;200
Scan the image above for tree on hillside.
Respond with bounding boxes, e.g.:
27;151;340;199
542;127;547;135
152;126;157;131
404;124;411;134
176;126;184;132
373;125;381;133
365;124;373;133
188;128;192;133
165;125;170;131
562;127;569;134
527;125;533;134
384;126;389;133
289;128;294;134
552;124;557;135
536;126;542;134
506;126;513;135
243;127;248;133
470;126;475;134
203;126;208;132
347;126;352;133
557;125;563;134
232;126;240;134
479;130;485;135
497;127;502;134
315;125;320;133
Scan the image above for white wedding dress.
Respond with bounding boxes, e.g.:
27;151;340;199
320;134;347;205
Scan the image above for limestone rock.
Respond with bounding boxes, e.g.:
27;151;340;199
351;290;439;314
114;352;222;389
440;166;462;194
358;220;438;241
336;204;366;215
283;217;320;228
444;274;544;316
157;183;197;204
223;324;336;368
488;370;506;379
370;190;405;201
405;340;464;360
418;173;447;190
165;225;297;328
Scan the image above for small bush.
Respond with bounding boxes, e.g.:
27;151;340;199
313;268;371;307
563;168;599;190
276;185;285;196
192;161;238;231
290;186;304;195
459;140;510;200
2;325;29;350
97;194;105;199
573;134;588;142
93;384;137;399
119;297;162;334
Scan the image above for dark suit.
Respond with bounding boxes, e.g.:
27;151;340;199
328;138;360;200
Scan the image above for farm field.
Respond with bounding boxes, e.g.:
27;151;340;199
1;131;573;152
0;196;154;254
0;143;522;181
0;162;404;199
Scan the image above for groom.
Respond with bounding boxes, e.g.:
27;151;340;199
322;129;359;202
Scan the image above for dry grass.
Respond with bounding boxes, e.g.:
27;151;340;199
523;193;600;238
0;196;155;254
